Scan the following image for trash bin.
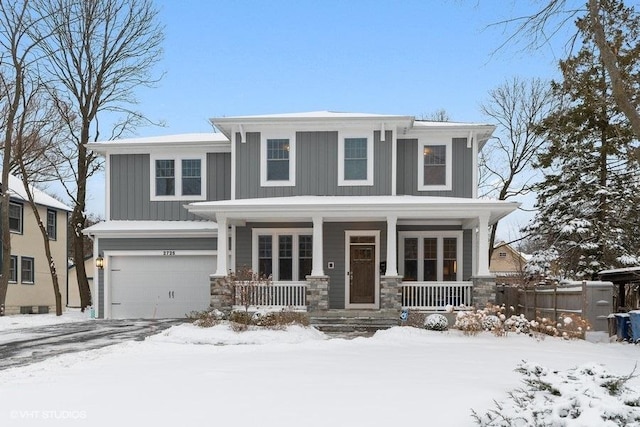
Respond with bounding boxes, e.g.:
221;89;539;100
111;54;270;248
629;311;640;343
615;313;631;341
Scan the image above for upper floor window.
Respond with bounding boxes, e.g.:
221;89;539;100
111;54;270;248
150;154;206;201
498;252;507;258
338;133;373;186
9;202;23;233
253;229;312;281
46;209;57;240
418;141;452;191
260;133;295;187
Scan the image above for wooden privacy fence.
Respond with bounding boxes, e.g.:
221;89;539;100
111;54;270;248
497;281;613;332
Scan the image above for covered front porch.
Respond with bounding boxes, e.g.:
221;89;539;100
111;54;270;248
187;195;519;313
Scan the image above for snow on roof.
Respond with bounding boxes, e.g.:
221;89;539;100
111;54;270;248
413;120;494;127
83;220;217;237
215;111;410;120
8;175;71;211
599;266;640;275
89;132;229;146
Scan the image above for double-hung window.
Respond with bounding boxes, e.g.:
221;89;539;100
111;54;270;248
418;140;452;191
399;232;463;281
8;255;17;283
151;154;206;200
338;133;373;186
46;209;57;240
21;256;34;284
253;230;312;281
9;202;23;233
261;134;295;187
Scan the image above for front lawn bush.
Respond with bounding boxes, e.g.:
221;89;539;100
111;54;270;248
424;314;449;331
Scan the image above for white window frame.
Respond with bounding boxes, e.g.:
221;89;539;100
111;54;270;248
9;201;23;234
260;132;296;187
398;231;463;281
418;139;452;191
338;131;374;186
251;228;312;282
47;209;57;240
150;153;207;201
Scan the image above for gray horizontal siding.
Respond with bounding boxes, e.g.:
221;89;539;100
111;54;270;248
110;153;231;221
235;131;392;199
397;137;472;197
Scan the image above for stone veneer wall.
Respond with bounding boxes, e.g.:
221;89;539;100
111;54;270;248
306;276;329;312
380;276;403;311
210;276;233;312
472;276;497;308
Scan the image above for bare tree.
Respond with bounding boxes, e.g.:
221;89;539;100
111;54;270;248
479;77;555;258
492;0;640;138
420;109;451;122
0;0;43;314
34;0;164;310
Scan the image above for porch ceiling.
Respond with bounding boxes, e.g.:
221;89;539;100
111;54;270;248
186;195;519;226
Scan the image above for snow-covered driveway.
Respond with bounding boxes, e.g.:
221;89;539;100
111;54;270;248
0;319;183;371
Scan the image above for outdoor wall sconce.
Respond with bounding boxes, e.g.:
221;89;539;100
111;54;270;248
96;255;104;270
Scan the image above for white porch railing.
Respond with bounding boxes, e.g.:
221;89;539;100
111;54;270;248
233;282;307;311
401;281;473;311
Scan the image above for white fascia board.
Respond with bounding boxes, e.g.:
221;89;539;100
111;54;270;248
402;125;496;140
87;138;231;155
83;221;218;239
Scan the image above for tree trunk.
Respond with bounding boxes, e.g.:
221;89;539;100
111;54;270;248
73;126;91;310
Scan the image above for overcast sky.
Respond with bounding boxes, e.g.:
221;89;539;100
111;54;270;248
85;0;575;240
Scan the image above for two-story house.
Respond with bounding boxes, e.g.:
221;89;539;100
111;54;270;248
4;175;70;315
84;111;519;319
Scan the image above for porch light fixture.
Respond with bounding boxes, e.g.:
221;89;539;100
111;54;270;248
96;255;104;270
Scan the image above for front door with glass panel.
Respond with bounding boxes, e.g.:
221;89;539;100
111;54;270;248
346;233;379;308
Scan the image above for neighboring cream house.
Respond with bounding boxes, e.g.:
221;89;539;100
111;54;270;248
490;242;529;285
67;256;94;308
4;175;71;315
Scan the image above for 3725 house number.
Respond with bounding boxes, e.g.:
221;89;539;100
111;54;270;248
162;250;176;256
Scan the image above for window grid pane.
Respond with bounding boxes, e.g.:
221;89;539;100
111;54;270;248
443;238;457;281
9;203;21;232
267;139;290;181
155;160;175;196
47;210;56;240
181;159;202;196
9;256;17;282
423;145;446;186
258;235;272;278
21;257;34;283
278;235;293;281
403;238;418;281
344;138;367;180
299;235;313;280
423;238;437;281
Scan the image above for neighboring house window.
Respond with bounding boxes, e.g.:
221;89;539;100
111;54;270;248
253;229;312;281
155;159;175;196
21;257;34;284
9;255;17;283
338;133;373;186
499;252;507;258
418;141;452;191
9;202;23;233
47;209;57;240
399;232;463;281
150;155;206;201
260;134;295;187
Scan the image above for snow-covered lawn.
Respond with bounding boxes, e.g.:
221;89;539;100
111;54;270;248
0;309;90;331
0;321;639;426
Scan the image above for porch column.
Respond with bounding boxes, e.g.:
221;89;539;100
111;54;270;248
385;215;398;276
311;215;324;276
214;215;228;277
477;213;491;277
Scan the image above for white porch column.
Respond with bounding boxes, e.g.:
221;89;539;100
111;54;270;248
385;215;398;276
214;215;228;277
311;215;324;276
476;213;491;276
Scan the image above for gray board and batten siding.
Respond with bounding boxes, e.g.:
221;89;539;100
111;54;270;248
96;237;217;318
235;222;471;310
235;130;393;199
109;153;231;221
396;137;473;198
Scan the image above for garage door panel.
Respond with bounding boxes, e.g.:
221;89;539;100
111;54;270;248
109;255;215;319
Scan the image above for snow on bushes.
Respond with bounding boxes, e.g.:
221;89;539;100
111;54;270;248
472;361;640;426
424;314;448;331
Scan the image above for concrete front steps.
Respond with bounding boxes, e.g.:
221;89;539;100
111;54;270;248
309;310;401;333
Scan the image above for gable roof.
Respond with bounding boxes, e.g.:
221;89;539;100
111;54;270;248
8;175;71;211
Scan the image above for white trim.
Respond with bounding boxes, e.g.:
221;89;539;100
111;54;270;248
149;152;207;201
251;228;313;281
102;249;217;319
398;231;464;281
260;131;296;187
344;230;380;309
472;135;478;198
417;138;453;192
105;154;111;220
93;236;99;318
391;128;397;195
231;128;236;200
338;130;374;186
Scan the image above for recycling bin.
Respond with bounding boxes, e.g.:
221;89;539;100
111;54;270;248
628;311;640;343
614;313;631;341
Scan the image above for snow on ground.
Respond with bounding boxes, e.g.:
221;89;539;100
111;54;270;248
0;309;90;331
1;323;639;427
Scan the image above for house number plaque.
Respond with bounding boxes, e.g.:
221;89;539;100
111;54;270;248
162;250;176;256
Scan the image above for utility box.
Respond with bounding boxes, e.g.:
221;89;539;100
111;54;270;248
562;281;614;332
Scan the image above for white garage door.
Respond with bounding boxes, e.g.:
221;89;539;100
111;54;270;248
109;254;216;319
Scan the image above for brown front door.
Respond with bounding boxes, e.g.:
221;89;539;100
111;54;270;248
349;244;375;304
